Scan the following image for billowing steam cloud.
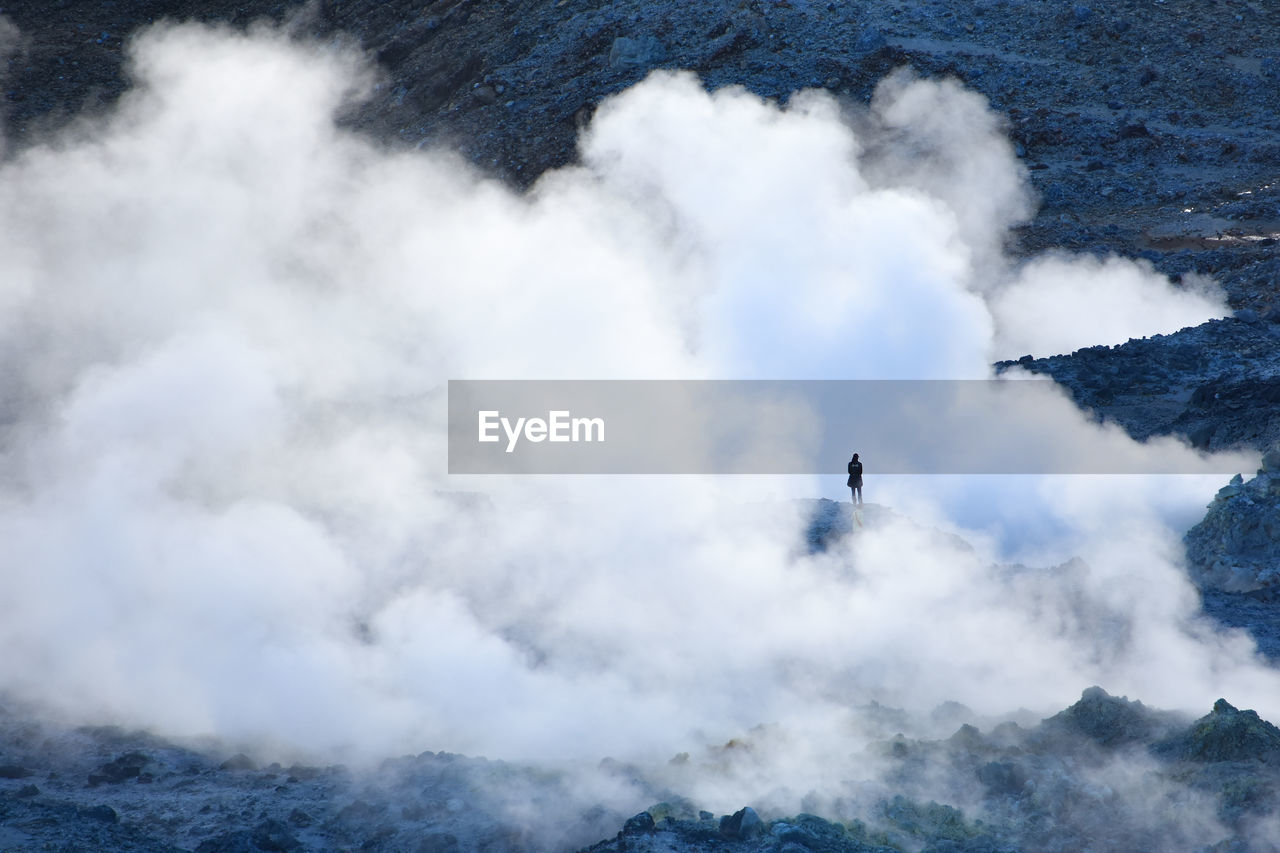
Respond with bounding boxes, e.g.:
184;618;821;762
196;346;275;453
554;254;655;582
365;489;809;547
993;254;1228;358
0;19;1267;792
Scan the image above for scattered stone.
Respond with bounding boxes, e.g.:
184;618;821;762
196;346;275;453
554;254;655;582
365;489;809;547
948;723;988;752
1152;699;1280;764
285;763;322;781
719;806;765;839
608;36;663;69
1185;466;1280;592
622;811;656;835
251;818;301;851
1037;686;1174;748
647;798;699;823
0;764;31;779
855;28;887;51
88;751;150;785
79;804;119;823
219;753;257;771
416;832;460;853
770;814;859;849
196;831;259;853
882;796;974;842
976;761;1027;796
339;799;387;821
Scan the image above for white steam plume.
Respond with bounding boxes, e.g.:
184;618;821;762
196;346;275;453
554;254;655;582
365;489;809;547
0;20;1265;788
992;254;1228;358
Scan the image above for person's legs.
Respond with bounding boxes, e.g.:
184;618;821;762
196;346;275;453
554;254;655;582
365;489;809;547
855;484;863;505
851;486;858;504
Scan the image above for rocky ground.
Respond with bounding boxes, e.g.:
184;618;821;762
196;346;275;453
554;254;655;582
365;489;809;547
6;0;1280;253
8;687;1280;852
0;701;624;852
5;0;1280;849
995;318;1280;452
588;688;1280;853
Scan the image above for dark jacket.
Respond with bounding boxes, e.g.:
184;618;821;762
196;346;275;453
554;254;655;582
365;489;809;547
847;459;863;487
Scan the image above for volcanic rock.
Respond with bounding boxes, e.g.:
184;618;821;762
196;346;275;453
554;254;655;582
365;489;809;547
1185;460;1280;592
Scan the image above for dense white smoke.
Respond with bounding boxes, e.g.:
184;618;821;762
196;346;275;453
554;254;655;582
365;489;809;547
0;20;1267;791
993;254;1227;358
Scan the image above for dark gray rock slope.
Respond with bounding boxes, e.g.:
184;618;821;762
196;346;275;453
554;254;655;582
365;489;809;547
586;688;1280;853
1185;448;1280;593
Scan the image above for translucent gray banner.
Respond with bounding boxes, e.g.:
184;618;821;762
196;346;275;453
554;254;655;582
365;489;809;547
447;380;1235;474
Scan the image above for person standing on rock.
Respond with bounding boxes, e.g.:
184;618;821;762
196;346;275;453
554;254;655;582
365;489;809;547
847;452;863;505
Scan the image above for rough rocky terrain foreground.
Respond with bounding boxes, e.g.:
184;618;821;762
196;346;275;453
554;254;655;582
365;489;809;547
6;688;1280;852
6;0;1280;850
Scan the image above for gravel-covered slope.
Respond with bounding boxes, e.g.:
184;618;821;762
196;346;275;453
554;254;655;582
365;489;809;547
5;0;1280;245
996;316;1280;452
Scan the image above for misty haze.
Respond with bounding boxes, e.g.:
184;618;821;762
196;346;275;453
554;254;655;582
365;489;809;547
3;1;1280;851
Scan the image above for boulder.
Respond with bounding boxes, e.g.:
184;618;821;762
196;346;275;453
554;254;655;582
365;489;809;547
79;804;118;823
770;814;856;848
608;36;664;69
976;761;1028;796
219;753;257;771
1152;699;1280;763
720;806;765;839
250;819;301;852
88;751;150;785
647;798;699;823
1185;467;1280;592
1035;686;1171;749
622;812;655;835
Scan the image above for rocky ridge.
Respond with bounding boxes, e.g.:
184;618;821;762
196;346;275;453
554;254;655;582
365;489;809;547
996;316;1280;452
1185;448;1280;593
587;690;1280;853
9;688;1280;852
